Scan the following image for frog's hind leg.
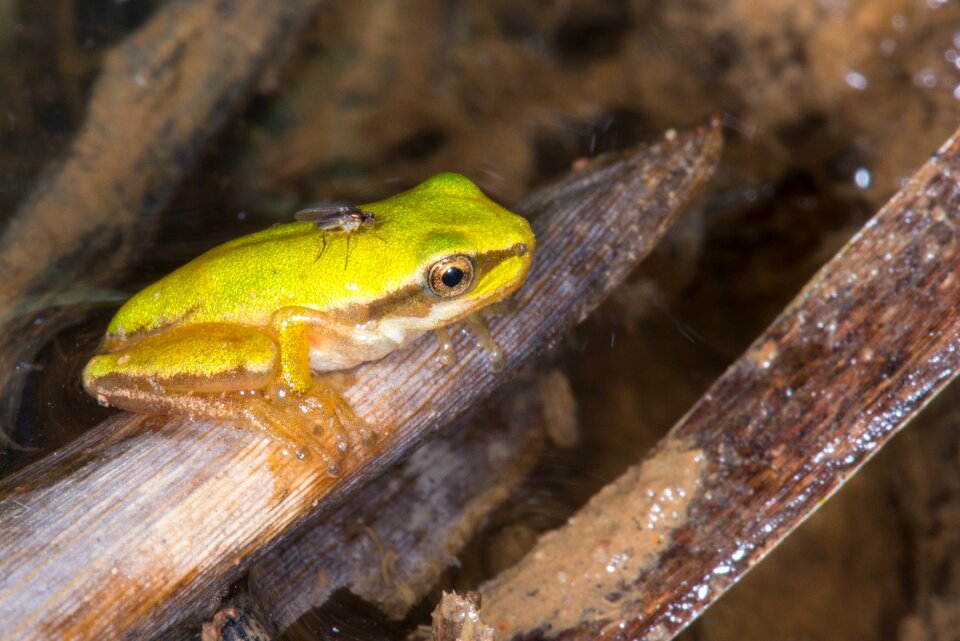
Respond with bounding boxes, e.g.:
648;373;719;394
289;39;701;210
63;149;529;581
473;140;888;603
86;383;345;473
82;323;351;472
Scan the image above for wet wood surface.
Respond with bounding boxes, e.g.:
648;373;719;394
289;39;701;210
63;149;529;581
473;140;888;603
478;126;960;641
430;592;495;641
0;124;722;640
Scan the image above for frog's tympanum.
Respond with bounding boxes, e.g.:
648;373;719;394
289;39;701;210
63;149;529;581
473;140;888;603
83;174;535;473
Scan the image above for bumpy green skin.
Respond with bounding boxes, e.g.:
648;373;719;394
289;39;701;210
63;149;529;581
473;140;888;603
106;173;533;339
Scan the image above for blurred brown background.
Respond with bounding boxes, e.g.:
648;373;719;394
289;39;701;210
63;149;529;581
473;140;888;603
3;1;960;639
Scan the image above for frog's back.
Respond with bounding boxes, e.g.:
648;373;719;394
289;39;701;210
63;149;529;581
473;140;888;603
105;173;534;345
105;223;341;341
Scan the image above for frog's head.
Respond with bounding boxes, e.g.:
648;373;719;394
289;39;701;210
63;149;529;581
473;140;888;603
358;173;535;331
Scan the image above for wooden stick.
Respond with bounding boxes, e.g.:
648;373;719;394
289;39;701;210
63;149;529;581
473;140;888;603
480;125;960;640
0;123;722;640
0;0;323;306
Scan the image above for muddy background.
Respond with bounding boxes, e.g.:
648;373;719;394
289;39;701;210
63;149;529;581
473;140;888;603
3;1;960;639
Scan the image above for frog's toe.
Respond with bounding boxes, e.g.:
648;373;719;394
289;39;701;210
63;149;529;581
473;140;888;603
300;385;375;449
297;441;343;475
236;395;345;474
280;423;344;475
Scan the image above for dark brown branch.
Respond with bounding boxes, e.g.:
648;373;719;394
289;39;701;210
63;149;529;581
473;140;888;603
0;124;722;640
480;125;960;640
0;0;323;306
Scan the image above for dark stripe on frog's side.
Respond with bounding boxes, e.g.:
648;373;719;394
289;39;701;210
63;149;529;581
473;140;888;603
473;243;529;277
331;282;429;326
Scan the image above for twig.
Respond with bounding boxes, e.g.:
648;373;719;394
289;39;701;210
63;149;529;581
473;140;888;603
0;0;323;306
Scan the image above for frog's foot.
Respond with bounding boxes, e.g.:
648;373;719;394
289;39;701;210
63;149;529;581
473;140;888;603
210;393;336;474
463;313;505;372
295;384;375;449
257;384;373;473
434;313;505;371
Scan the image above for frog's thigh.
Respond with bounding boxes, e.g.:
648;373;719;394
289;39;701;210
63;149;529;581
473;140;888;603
87;323;279;395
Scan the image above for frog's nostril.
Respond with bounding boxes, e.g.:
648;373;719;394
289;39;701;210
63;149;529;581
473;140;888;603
514;242;528;257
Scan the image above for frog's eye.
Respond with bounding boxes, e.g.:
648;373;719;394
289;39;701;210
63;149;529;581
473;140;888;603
427;255;474;298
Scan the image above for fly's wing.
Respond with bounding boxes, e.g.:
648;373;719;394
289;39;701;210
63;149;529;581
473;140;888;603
294;206;377;232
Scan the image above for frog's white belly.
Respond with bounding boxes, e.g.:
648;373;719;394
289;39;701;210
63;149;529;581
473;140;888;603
306;317;429;372
307;300;472;372
310;300;477;372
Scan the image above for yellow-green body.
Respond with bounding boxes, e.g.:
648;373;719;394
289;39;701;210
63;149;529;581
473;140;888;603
83;174;534;470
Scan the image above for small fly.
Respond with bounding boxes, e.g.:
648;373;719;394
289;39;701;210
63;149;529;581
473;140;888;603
294;205;377;233
294;205;382;267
